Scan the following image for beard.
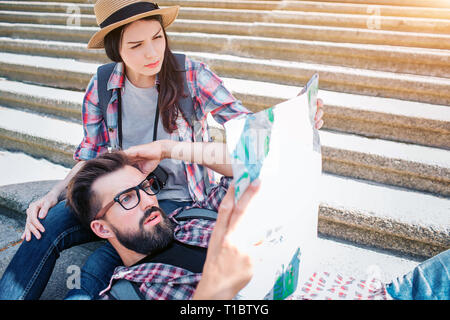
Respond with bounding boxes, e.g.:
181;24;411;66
110;206;174;255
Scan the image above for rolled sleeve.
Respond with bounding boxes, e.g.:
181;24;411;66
190;60;251;125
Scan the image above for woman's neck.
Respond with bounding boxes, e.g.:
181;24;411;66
125;68;156;88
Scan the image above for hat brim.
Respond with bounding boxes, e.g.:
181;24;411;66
87;5;179;49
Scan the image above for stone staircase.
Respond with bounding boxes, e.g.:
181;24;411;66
0;0;449;274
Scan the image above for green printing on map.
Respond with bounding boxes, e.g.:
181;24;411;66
272;247;301;300
230;107;275;202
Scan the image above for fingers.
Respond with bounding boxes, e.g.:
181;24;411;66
26;223;42;241
315;98;324;129
21;221;41;242
124;141;163;160
27;204;46;233
22;202;46;241
314;107;324;121
21;230;30;242
38;202;51;220
214;184;236;242
315;119;324;130
316;98;324;109
227;180;260;234
124;144;149;160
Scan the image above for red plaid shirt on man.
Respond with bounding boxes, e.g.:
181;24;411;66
74;56;250;204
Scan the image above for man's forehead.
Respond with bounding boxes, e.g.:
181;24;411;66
92;165;145;200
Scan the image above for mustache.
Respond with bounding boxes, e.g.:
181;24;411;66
140;206;164;226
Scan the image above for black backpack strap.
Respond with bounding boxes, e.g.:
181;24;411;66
175;207;218;221
96;62;117;128
109;279;146;300
173;53;196;128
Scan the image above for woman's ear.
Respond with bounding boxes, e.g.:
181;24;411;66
90;220;114;239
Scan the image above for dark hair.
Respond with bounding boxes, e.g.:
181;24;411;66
67;151;137;228
104;15;184;133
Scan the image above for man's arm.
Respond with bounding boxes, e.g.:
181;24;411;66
125;140;233;177
192;180;260;300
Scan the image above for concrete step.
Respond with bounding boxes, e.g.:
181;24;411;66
1;104;448;197
0;106;82;167
2;76;449;151
1;3;450;34
0;150;447;260
2;17;450;51
1;50;449;106
318;173;449;258
303;0;450;9
3;0;450;19
0;150;69;187
0;78;82;121
159;1;450;20
2;27;449;78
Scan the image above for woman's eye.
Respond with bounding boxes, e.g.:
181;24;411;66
130;43;141;49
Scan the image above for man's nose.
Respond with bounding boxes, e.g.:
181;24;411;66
139;189;158;208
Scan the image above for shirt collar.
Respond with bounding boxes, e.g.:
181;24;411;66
107;62;160;91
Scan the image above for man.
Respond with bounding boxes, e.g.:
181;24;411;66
67;147;257;300
67;145;449;300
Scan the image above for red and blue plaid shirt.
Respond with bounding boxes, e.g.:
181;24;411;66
74;56;250;203
99;176;231;300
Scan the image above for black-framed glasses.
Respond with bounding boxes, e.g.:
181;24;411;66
95;172;161;220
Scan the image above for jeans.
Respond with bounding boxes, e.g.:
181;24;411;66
386;249;449;300
0;199;192;300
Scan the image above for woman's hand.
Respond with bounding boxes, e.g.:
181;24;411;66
124;140;168;174
315;98;324;130
21;191;58;241
193;181;260;300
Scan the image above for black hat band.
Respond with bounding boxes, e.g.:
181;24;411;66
100;2;160;29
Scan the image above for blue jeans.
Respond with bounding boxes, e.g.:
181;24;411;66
386;249;449;300
0;199;192;300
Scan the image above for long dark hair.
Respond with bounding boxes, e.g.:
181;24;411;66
104;15;184;133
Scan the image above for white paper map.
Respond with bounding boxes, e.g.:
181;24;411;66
224;74;322;300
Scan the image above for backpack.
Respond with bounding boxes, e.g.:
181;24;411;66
108;207;217;300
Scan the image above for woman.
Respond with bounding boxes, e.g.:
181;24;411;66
0;0;324;300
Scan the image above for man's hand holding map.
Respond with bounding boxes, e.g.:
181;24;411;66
224;74;322;299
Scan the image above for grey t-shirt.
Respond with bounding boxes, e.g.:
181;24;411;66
121;76;191;202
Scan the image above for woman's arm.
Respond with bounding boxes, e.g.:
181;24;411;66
125;140;233;177
162;140;233;177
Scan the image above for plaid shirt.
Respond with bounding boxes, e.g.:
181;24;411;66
74;56;250;203
99;176;231;300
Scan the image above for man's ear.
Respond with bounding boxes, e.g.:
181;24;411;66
90;220;114;239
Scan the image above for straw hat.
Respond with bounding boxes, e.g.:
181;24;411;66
87;0;179;49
